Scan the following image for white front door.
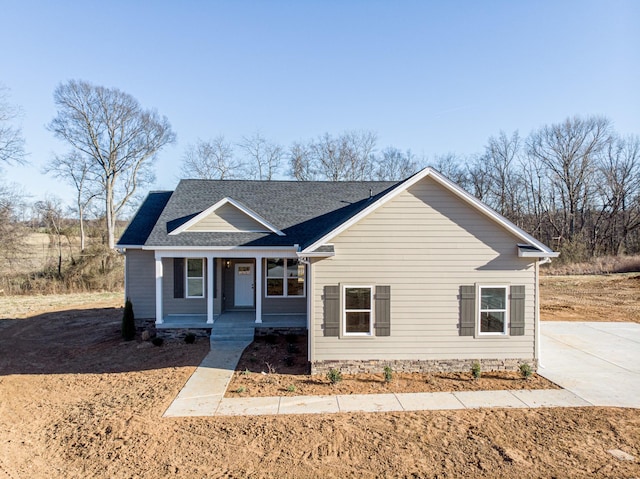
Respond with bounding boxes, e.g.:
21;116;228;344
234;263;254;307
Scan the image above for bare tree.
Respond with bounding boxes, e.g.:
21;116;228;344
181;136;242;179
427;153;470;189
44;152;98;251
527;116;612;239
238;132;283;180
0;183;27;267
289;141;316;181
289;131;378;181
373;147;420;180
48;80;176;249
482;131;524;219
596;135;640;253
34;196;66;277
0;85;26;165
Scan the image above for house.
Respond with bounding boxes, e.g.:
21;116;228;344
117;167;558;374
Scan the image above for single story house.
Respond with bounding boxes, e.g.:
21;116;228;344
117;167;558;373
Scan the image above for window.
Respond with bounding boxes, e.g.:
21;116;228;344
343;286;373;335
186;258;204;298
266;258;305;297
478;286;507;334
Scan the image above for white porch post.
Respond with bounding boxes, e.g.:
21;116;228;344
155;256;163;325
255;256;262;323
207;255;215;324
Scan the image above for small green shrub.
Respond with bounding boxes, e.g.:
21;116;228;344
236;386;246;393
184;332;196;344
326;368;343;385
286;384;296;392
519;363;533;379
121;298;136;341
471;361;481;379
242;368;252;376
151;337;164;347
383;365;393;383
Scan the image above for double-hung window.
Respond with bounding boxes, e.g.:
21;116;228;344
478;286;507;334
266;258;305;297
343;286;373;335
186;258;204;298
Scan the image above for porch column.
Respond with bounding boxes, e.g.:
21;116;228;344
207;255;214;324
255;256;262;323
155;256;163;325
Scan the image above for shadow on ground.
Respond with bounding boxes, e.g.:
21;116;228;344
0;306;209;375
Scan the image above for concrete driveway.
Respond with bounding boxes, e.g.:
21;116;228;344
539;322;640;408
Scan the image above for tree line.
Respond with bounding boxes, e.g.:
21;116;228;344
1;79;639;264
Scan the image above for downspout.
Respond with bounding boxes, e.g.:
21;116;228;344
297;254;313;365
535;257;552;369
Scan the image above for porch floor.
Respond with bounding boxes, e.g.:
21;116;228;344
156;312;307;340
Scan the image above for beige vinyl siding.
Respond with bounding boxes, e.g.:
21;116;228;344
312;176;537;362
162;258;207;315
125;249;156;318
186;203;268;232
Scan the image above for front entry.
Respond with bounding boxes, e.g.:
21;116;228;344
234;263;254;307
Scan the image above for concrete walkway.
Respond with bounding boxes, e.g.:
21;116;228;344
164;321;639;417
163;339;252;417
539;321;640;408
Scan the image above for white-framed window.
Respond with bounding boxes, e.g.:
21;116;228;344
478;285;508;335
342;285;373;336
265;258;305;297
186;258;204;298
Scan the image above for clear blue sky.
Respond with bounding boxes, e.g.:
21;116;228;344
2;0;639;208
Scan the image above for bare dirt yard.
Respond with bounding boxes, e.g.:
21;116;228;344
1;276;639;478
540;273;640;323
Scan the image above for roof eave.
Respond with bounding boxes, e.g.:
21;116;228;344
518;250;560;258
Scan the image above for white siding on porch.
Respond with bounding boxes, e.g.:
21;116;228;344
312;175;536;362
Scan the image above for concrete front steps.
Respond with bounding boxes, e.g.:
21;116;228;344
210;324;255;341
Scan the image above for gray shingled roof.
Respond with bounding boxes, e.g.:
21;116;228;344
118;179;403;249
117;191;172;246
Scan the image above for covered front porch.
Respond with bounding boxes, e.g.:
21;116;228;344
152;248;308;328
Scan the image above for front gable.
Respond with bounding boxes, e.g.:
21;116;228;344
301;168;557;258
169;197;285;236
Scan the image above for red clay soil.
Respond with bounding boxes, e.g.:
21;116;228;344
226;333;558;398
0;289;638;478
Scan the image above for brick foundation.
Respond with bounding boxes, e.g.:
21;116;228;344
310;358;537;375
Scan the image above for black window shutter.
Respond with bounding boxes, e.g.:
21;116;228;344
173;258;184;299
460;285;475;336
323;285;340;337
375;285;391;336
510;285;525;336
